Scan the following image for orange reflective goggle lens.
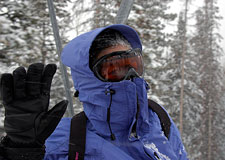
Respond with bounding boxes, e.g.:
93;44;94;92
92;48;143;82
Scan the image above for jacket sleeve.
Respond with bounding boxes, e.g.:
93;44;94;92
44;118;71;160
169;120;189;160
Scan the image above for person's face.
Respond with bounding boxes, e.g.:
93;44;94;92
96;45;130;60
92;45;143;82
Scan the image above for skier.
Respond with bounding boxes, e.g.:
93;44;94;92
0;24;188;160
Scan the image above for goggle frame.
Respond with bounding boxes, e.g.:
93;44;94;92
92;48;143;82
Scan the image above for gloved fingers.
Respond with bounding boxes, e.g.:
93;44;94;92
26;63;44;97
0;73;14;104
37;100;68;143
41;64;57;95
46;100;68;119
13;66;26;99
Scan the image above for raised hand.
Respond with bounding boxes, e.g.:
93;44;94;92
0;63;67;147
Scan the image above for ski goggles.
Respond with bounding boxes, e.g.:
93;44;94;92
92;48;143;82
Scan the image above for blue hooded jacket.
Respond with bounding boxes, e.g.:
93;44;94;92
44;24;188;160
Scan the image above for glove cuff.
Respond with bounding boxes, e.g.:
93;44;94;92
1;136;45;160
1;136;43;148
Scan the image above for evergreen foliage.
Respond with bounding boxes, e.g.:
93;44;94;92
0;0;225;159
190;0;225;159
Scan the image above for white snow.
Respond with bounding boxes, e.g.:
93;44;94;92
144;143;171;160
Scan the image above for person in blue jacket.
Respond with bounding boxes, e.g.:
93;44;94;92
0;24;188;160
46;24;188;160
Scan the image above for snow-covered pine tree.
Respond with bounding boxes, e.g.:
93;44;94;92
166;12;185;122
92;0;120;28
217;79;225;159
0;0;30;66
72;0;120;33
170;10;204;160
191;0;224;159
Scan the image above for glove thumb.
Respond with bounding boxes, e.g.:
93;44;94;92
37;100;68;144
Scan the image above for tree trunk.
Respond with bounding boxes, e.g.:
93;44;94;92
179;0;189;136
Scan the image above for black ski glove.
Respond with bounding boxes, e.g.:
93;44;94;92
0;63;68;159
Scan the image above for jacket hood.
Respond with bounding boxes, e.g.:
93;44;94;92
61;24;149;138
61;24;142;96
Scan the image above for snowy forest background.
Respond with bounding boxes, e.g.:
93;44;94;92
0;0;225;159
